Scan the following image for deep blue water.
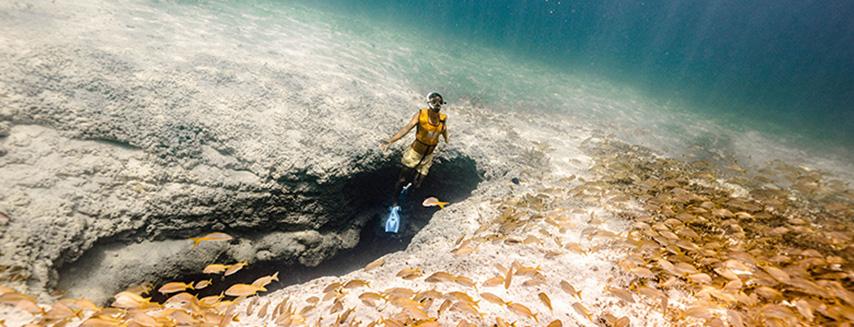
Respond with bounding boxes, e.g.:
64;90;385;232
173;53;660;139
305;0;854;148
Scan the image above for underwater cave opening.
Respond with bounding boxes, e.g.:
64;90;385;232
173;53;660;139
148;154;482;303
55;153;482;305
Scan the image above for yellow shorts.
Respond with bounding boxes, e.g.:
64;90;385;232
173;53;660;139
401;146;434;175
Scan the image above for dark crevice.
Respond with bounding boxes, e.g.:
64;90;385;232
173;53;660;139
151;154;481;302
56;152;481;304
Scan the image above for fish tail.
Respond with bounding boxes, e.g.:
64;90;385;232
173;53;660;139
190;237;204;250
438;203;445;211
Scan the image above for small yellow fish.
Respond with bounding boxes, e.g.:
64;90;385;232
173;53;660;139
560;280;582;299
358;292;384;307
422;197;449;210
762;265;791;284
605;286;635;303
389;295;423;308
199;294;224;306
417;289;443;302
252;272;279;288
523;234;542;245
451;301;484;320
69;298;99;312
425;271;457;283
322;289;345;302
455;276;477;289
402;306;430;320
203;264;231;274
628;267;656;279
522;278;547;287
538;292;553;311
224;284;265;297
383;287;417;298
224;261;247;276
159;308;198;325
514;265;542;277
571;302;593;322
364;258;386;272
194;279;213;290
158;282;194;295
343;279;371;289
506;301;538;322
452;245;478;257
479;292;505;306
444;291;478;306
189;232;233;250
504;266;514;289
687;273;712;285
481;276;505;287
123;281;155;295
396;267;424;279
112;291;150;309
125;310;159;327
245;296;259;315
323;282;343;294
257;301;270;318
16;298;44;315
166;292;202;313
564;243;587;254
636;286;665;299
494;263;508;276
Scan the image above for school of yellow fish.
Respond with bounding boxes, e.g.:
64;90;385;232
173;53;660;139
1;137;852;327
575;139;854;326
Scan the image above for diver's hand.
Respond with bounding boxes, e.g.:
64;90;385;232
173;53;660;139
380;140;392;152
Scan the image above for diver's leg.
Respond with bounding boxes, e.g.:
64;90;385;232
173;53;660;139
392;167;416;207
413;172;427;189
412;152;433;189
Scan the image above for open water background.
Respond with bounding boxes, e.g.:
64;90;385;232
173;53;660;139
310;0;854;150
4;0;853;162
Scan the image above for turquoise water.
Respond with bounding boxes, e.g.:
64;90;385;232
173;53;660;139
305;0;854;153
3;0;851;160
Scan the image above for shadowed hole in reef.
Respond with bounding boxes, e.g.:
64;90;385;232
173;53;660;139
149;155;481;302
56;154;481;304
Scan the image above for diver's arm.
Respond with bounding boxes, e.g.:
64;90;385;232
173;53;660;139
442;118;449;143
380;112;419;151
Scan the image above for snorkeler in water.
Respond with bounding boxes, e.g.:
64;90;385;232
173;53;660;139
380;92;450;229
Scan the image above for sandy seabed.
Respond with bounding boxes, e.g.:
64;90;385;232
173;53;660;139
2;108;852;327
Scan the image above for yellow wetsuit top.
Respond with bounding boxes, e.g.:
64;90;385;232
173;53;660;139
411;109;446;155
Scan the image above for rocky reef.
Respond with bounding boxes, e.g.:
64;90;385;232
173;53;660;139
0;36;506;303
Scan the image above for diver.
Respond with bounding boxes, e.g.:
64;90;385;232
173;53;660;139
379;92;450;232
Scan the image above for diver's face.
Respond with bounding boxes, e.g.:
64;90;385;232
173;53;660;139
429;97;443;110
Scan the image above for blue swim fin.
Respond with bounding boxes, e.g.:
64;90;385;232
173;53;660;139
385;206;400;233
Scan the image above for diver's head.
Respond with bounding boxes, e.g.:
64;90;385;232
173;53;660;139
427;92;445;111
